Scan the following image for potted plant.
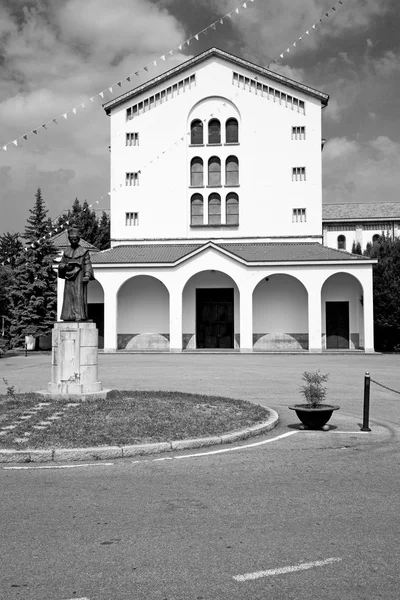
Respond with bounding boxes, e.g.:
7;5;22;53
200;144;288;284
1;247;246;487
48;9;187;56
289;370;339;430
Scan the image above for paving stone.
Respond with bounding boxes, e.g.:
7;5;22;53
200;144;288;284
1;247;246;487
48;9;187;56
2;425;16;430
13;437;30;444
66;403;80;407
0;431;8;437
19;415;33;420
33;425;47;430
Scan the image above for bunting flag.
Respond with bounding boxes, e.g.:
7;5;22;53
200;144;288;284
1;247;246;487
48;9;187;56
1;0;252;151
267;0;348;67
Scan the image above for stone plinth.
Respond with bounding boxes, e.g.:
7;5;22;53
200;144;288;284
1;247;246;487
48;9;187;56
44;322;107;398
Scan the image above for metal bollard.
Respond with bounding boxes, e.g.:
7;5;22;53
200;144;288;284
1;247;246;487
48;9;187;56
25;343;27;357
361;372;371;432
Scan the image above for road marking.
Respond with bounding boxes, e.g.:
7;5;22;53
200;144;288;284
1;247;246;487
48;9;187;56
62;597;89;600
4;463;114;470
174;431;298;459
233;557;342;582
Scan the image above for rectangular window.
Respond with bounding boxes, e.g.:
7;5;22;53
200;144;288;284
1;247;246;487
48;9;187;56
299;100;305;114
125;172;139;186
126;132;139;146
292;167;306;181
126;107;132;121
291;126;306;140
143;99;148;111
161;90;166;102
125;212;139;226
172;83;178;96
292;208;306;223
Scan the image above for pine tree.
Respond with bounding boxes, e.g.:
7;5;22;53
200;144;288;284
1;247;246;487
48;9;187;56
55;198;102;247
94;211;111;250
0;232;23;268
9;189;58;347
351;240;362;255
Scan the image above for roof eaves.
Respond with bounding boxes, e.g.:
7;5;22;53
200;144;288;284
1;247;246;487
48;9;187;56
103;47;328;114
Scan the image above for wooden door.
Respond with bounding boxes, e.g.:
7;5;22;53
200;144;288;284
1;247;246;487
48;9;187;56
196;289;234;348
326;302;349;349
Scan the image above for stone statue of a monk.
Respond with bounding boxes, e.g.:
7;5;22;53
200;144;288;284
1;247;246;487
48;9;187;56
58;228;94;321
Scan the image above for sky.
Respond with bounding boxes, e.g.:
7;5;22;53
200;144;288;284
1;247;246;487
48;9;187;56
0;0;399;235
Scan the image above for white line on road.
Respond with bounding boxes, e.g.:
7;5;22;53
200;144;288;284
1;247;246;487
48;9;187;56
4;463;114;470
233;557;342;582
174;431;298;459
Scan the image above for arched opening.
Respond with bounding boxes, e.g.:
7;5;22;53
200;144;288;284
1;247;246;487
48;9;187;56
208;193;221;225
87;279;105;348
337;235;346;250
190;157;203;187
117;275;170;350
226;192;239;225
252;274;308;350
191;194;203;225
208;156;221;186
208;118;221;144
321;273;364;349
190;119;203;145
372;234;380;244
226;118;239;143
226;156;239;186
182;271;239;349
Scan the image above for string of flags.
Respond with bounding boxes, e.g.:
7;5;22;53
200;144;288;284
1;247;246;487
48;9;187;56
267;0;346;67
1;0;254;152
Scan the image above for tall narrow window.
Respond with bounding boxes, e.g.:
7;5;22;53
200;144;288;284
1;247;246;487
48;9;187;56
292;167;306;181
226;193;239;225
190;157;203;187
226;156;239;186
226;118;239;143
292;208;306;223
126;133;139;146
208;194;221;225
126;172;139;186
191;119;203;145
208;119;221;144
338;235;346;250
208;156;221;186
191;194;203;225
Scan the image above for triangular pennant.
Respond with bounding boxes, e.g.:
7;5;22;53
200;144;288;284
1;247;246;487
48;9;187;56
117;82;122;87
108;87;113;93
144;66;148;72
325;12;329;17
161;55;166;60
186;39;190;45
293;42;296;46
169;50;174;55
107;192;111;196
243;2;247;7
23;135;28;140
235;7;239;13
195;34;199;40
53;119;58;125
72;108;77;114
280;53;284;58
220;19;224;24
2;145;7;151
99;92;104;98
90;97;95;102
312;24;316;28
95;200;99;204
178;45;182;50
211;24;216;29
152;61;157;66
126;76;131;82
331;6;336;10
42;124;47;129
135;72;139;76
13;140;18;146
63;113;68;119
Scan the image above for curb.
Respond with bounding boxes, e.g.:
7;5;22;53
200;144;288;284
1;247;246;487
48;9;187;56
0;409;279;464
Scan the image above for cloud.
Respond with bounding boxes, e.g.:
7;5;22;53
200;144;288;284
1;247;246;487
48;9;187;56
323;135;400;204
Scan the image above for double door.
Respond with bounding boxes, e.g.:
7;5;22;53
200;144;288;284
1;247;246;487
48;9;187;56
196;289;234;349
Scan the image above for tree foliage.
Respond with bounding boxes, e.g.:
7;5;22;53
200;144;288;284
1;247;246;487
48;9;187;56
364;234;400;351
351;240;362;255
55;198;110;250
8;189;58;347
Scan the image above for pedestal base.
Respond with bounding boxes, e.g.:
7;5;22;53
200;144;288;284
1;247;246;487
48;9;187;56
44;321;107;399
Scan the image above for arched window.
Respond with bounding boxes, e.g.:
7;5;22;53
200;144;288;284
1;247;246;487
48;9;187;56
337;235;346;250
208;156;221;186
226;118;239;143
226;193;239;225
372;234;380;243
208;119;221;144
208;193;221;225
191;194;203;225
191;119;203;145
226;156;239;186
190;157;203;187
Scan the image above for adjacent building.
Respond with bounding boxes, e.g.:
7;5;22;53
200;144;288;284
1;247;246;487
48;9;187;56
57;47;376;352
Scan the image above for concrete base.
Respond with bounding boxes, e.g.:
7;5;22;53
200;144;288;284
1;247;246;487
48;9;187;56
37;389;112;400
45;321;106;399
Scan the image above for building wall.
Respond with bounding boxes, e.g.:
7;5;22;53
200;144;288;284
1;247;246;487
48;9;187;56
324;222;399;252
109;57;323;243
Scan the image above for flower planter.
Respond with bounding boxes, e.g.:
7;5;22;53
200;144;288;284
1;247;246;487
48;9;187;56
288;404;340;429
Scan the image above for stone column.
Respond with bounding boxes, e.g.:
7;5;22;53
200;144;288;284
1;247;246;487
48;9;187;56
103;287;118;351
308;286;322;353
239;285;253;352
169;287;183;352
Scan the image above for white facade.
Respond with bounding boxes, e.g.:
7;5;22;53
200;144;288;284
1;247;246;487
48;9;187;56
58;48;377;353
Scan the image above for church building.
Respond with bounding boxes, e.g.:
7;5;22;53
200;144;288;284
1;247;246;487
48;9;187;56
57;47;376;352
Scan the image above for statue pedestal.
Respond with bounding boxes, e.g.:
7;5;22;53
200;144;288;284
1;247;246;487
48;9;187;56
40;322;109;399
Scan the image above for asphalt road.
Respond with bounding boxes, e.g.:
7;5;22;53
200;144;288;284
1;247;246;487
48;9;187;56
1;353;400;599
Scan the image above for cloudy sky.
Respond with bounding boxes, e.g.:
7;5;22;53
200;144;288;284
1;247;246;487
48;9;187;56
0;0;399;235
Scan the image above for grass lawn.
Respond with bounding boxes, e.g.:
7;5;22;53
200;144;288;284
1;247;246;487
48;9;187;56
0;390;270;450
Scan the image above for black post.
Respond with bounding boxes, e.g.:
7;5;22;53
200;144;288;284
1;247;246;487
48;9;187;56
24;342;27;357
361;371;371;432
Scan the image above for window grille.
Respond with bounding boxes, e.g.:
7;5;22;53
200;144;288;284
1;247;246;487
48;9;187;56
292;167;306;181
292;208;306;223
126;133;139;146
126;172;139;186
125;212;139;226
291;126;305;140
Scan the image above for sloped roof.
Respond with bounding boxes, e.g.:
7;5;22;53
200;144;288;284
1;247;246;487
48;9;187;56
91;241;371;265
52;230;99;251
323;202;400;222
103;47;329;115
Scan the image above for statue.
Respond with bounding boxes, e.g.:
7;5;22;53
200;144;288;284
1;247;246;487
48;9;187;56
58;228;94;321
